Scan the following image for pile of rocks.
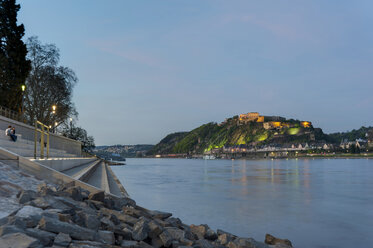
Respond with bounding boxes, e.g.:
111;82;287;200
0;182;293;248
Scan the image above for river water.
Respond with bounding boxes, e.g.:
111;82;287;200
111;158;373;248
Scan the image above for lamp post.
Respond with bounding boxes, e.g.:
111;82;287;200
51;105;57;133
21;85;26;121
69;117;73;137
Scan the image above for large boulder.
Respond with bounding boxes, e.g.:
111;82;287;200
0;232;42;248
190;224;209;240
39;216;96;241
265;234;292;247
97;230;115;245
132;218;150;241
15;206;44;228
0;225;24;237
88;191;105;202
63;186;83;202
17;190;37;204
24;228;56;246
53;232;72;247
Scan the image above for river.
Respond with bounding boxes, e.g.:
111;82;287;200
111;158;373;248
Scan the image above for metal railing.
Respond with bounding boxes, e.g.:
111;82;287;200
34;120;50;159
0;105;23;122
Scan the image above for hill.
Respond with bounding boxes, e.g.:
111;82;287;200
94;144;154;159
148;113;328;155
327;126;373;143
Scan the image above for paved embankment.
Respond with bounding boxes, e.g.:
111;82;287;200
0;161;293;248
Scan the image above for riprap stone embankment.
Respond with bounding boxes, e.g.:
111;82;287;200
0;161;293;248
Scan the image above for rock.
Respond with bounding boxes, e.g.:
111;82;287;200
132;218;150;241
86;200;105;210
137;241;154;248
217;229;235;237
69;240;106;248
97;230;115;244
0;232;42;248
151;237;164;248
100;216;115;231
58;213;71;222
15;206;44;227
88;191;105;202
159;227;186;248
54;232;72;247
37;183;56;196
121;227;133;240
148;220;163;238
265;234;292;247
190;224;209;240
18;190;37;204
165;217;182;227
194;239;214;248
39;216;96;241
147;210;172;220
165;227;185;240
121;240;138;248
0;225;24;237
5;216;27;229
73;211;101;230
24;228;56;246
29;196;70;211
179;238;193;246
123;207;150;219
228;238;270;248
205;229;218;241
218;233;234;245
63;186;83;202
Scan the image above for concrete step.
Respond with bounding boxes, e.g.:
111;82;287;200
32;158;97;172
85;162;110;194
1;147;76;158
0;139;69;154
106;165;124;196
62;159;101;180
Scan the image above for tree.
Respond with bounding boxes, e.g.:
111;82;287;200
24;36;77;126
61;125;95;153
0;0;30;111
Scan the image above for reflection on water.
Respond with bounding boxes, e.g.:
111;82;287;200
112;158;373;248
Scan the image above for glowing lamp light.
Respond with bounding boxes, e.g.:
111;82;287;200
55;122;58;126
52;105;56;111
21;85;26;92
69;117;73;122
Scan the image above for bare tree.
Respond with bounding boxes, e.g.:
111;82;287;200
24;36;77;126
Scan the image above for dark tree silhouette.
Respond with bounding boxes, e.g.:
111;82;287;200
0;0;30;111
24;36;77;126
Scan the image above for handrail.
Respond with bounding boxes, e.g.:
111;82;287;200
34;120;50;159
0;105;23;122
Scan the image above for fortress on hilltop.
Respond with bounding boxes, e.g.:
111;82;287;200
238;112;312;129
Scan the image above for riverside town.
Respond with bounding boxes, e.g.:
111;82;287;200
0;1;372;248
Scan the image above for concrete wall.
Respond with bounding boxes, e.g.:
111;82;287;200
0;115;81;156
32;158;97;172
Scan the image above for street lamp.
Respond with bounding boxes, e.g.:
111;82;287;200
21;85;26;121
52;105;56;114
69;117;73;137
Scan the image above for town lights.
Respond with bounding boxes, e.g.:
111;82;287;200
21;85;26;91
52;105;56;114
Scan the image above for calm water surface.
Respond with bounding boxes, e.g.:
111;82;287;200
111;158;373;248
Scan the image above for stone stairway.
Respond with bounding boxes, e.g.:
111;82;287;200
0;132;76;158
0;130;128;198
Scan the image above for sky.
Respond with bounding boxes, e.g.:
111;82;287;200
18;0;373;145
